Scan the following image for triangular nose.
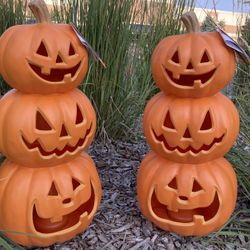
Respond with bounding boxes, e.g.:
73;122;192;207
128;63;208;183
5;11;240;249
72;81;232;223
60;124;68;137
186;61;194;69
183;127;191;138
56;54;64;63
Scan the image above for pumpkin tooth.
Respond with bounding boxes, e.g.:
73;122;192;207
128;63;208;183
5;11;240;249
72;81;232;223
41;66;51;75
64;73;72;83
193;80;201;89
28;61;81;83
168;206;179;212
173;72;180;79
50;215;63;223
193;214;205;225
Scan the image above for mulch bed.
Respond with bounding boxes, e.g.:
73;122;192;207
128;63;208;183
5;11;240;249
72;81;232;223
31;139;249;250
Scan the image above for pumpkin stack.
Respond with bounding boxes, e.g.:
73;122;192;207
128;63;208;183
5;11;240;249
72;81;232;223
137;12;240;236
0;0;101;247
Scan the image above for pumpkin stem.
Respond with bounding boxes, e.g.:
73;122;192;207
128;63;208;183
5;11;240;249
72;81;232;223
181;11;200;33
28;0;51;23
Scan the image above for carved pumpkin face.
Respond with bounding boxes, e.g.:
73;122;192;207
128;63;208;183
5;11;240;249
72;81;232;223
151;31;235;98
0;89;96;167
0;24;88;94
0;153;101;247
0;0;88;94
143;92;239;163
137;152;237;236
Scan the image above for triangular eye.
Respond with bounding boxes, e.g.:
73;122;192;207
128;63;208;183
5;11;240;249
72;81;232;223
200;50;210;63
171;50;180;64
36;111;52;131
37;41;48;57
69;43;76;56
164;111;175;129
48;182;59;196
168;177;177;189
192;179;203;192
200;111;212;130
72;178;81;190
76;105;83;124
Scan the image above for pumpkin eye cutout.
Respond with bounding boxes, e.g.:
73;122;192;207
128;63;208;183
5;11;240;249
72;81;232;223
36;111;52;131
48;182;59;196
192;179;203;192
200;50;210;63
200;111;212;131
164;111;175;130
72;178;81;190
170;50;180;64
76;104;84;124
168;177;177;189
69;43;76;56
36;41;49;57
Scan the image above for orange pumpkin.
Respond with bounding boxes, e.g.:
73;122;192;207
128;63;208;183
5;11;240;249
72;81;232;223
137;152;237;236
0;89;96;167
143;92;239;163
0;152;101;247
151;12;235;98
0;0;88;94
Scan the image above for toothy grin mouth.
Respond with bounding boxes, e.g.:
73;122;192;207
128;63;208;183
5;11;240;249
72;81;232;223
33;184;95;233
164;66;216;87
151;190;219;223
29;61;81;82
152;129;225;154
22;124;92;157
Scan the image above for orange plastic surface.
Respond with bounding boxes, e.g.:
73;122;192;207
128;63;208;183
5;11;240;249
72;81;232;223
0;152;102;247
137;152;237;236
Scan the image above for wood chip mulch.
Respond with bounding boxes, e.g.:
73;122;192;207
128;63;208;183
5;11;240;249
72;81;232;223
25;140;249;250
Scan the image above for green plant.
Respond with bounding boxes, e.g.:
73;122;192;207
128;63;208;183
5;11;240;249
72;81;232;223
241;16;250;45
210;12;250;246
201;15;225;32
52;0;194;140
0;0;28;95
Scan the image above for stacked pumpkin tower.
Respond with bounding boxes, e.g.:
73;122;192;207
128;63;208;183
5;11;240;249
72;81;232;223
137;12;240;236
0;0;101;247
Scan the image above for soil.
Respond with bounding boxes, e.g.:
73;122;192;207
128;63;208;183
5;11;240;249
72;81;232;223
31;139;249;250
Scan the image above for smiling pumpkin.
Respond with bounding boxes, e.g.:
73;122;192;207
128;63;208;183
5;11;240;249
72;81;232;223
137;152;237;236
143;92;239;164
0;0;88;94
163;48;217;88
0;153;102;247
151;12;235;98
0;89;96;167
28;40;83;83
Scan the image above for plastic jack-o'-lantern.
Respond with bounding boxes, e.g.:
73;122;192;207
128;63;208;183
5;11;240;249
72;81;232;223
0;0;101;247
0;153;102;247
151;12;235;98
143;92;239;164
0;89;96;167
0;0;88;94
137;152;237;236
